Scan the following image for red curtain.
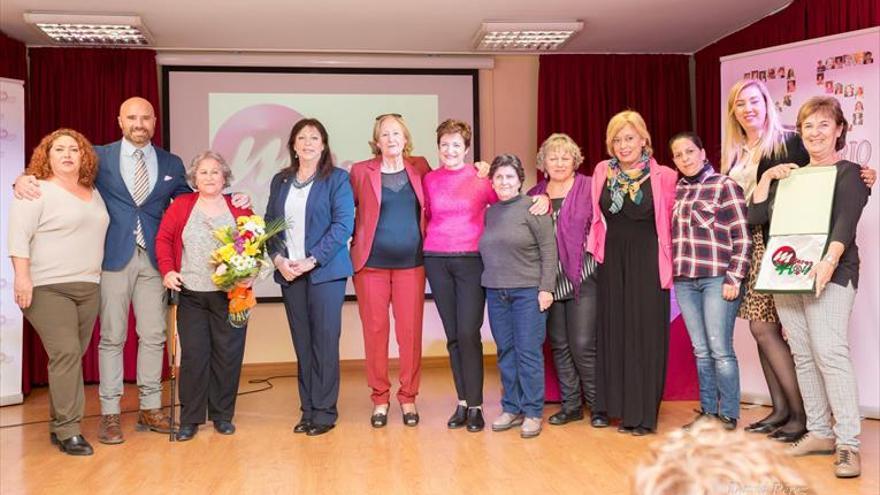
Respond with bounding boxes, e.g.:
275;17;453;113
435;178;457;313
0;31;27;81
22;47;164;393
537;54;692;174
695;0;880;165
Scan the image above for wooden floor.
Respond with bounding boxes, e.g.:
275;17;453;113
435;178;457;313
1;366;877;495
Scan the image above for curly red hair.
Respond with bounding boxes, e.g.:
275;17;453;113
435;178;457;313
26;128;99;187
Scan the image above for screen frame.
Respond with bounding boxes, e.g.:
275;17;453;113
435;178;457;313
160;65;481;302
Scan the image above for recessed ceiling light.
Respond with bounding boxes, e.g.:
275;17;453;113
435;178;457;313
23;12;153;46
473;22;583;51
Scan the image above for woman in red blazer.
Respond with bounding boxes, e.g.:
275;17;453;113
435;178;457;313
349;114;430;427
155;151;253;441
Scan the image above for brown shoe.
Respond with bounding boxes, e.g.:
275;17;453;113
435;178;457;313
136;408;172;433
789;432;835;457
98;414;124;445
834;446;861;478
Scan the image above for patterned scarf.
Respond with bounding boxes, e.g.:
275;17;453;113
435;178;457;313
606;151;651;214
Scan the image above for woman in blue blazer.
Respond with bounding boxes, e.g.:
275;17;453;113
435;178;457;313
265;118;355;436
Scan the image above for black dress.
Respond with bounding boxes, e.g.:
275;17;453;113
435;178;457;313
594;178;670;431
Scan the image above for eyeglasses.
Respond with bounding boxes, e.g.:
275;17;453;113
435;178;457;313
375;113;403;121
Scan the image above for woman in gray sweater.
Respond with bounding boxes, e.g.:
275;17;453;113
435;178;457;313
479;154;557;439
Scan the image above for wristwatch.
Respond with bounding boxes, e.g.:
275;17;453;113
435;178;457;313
823;254;838;266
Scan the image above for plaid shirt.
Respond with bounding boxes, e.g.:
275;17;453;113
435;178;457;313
672;168;751;286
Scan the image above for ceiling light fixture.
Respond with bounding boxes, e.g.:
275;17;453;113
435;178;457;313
473;21;583;52
23;12;153;46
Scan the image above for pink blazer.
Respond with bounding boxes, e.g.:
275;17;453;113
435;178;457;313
349;155;431;272
586;158;678;289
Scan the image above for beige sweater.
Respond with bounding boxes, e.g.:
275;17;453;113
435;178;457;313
8;180;110;286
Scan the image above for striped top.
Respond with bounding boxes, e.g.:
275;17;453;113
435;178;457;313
550;197;596;300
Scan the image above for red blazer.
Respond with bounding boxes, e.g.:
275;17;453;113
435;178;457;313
155;192;254;277
349;156;431;272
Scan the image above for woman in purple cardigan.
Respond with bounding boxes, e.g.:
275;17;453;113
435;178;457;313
527;133;599;427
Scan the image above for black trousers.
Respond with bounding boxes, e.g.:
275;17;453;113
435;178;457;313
281;276;346;425
548;272;599;412
177;289;247;425
424;256;486;406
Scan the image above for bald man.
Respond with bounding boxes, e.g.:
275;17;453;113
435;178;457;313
14;97;249;444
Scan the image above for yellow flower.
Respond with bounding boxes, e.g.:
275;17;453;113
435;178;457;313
214;244;236;262
243;242;259;257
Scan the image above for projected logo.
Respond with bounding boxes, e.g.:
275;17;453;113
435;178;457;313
211;104;302;197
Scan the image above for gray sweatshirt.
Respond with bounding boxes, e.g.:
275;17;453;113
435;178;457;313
479;194;558;291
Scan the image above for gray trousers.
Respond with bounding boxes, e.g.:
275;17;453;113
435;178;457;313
23;282;100;440
775;282;860;448
98;248;167;413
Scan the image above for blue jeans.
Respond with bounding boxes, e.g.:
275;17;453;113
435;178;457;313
674;276;742;419
486;287;547;418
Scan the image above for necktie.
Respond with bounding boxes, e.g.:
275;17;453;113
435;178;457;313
132;149;149;248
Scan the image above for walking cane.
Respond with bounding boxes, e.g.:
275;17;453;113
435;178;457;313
167;289;180;442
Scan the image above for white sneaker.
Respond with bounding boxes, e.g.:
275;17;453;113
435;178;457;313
491;412;524;432
520;417;543;438
789;432;835;457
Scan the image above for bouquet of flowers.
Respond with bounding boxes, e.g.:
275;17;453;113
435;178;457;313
210;214;286;327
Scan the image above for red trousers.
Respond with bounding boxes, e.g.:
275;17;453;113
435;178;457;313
353;266;425;405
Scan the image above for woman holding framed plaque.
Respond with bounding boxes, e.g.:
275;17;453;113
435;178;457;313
750;96;869;479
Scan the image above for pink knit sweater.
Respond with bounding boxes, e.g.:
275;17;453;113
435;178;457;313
423;165;496;253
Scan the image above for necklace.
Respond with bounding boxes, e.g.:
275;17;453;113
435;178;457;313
292;172;316;189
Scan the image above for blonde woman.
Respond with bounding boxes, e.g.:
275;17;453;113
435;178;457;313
587;111;678;435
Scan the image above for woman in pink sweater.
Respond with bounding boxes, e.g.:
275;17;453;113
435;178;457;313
423;119;495;432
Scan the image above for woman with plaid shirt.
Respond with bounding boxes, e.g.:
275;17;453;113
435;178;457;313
670;132;751;431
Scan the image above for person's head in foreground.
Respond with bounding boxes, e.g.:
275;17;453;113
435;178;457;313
632;420;813;495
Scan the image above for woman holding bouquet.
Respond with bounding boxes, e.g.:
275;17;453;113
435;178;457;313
156;151;253;441
265;118;355;437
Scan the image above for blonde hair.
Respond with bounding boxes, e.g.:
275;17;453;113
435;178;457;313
632;420;813;495
605;110;653;158
369;114;414;157
721;80;788;174
536;133;585;171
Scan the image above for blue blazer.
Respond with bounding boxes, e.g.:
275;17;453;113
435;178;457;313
265;167;355;285
95;140;191;271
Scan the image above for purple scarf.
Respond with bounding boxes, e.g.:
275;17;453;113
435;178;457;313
528;173;593;298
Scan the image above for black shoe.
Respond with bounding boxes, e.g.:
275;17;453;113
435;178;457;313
49;432;60;446
591;413;610;428
306;423;335;436
617;425;634;434
371;408;388;428
176;424;198;441
548;409;585;426
293;419;312;434
213;420;236;435
466;408;485;432
770;429;807;443
58;435;94;456
745;416;788;433
403;411;420;427
632;426;653;436
447;405;468;429
683;410;717;430
718;415;737;431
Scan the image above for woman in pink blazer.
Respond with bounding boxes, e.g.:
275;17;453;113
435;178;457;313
586;110;678;435
349;114;430;428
